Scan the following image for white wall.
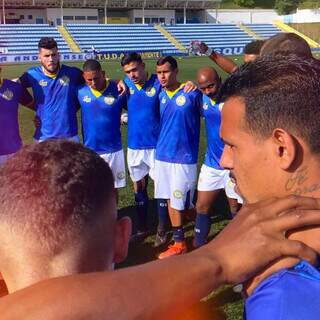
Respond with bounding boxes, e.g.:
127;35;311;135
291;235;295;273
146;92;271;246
206;9;282;24
46;8;99;25
130;9;175;24
283;9;320;23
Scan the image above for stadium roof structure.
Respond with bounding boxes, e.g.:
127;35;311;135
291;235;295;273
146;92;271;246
4;0;221;9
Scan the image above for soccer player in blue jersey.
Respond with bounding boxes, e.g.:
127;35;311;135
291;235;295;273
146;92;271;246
218;56;320;319
120;53;167;239
155;56;203;259
0;67;33;165
78;59;127;194
194;67;242;248
19;37;83;141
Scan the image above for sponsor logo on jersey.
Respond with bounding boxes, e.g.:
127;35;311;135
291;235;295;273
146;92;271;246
129;88;135;95
1;88;13;101
83;95;91;103
176;95;186;107
203;103;209;110
39;79;48;87
117;171;125;180
173;190;183;199
146;86;156;97
59;76;70;86
104;94;115;105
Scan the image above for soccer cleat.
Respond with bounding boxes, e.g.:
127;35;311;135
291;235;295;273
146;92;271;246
158;242;187;259
153;231;168;248
130;230;148;243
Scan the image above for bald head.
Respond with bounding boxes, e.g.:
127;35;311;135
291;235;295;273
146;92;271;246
197;67;221;99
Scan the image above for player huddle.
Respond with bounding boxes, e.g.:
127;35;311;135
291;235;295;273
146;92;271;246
0;37;243;259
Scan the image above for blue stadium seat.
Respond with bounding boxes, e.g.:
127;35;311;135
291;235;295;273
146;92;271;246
244;24;282;39
0;24;70;54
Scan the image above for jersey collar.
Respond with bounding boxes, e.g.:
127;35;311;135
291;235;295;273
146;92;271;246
89;79;110;98
42;65;61;79
165;83;185;99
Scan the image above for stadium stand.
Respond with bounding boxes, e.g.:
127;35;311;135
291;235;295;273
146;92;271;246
65;24;178;53
0;24;70;53
164;23;255;51
244;24;282;39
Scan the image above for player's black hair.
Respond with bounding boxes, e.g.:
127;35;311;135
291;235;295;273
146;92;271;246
217;55;320;153
120;52;143;67
260;33;312;59
156;56;178;70
244;40;265;55
83;59;102;72
38;37;58;50
0;140;115;253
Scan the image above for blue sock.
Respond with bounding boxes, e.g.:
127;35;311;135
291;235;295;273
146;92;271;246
157;199;169;232
134;191;148;231
172;226;184;243
194;213;210;247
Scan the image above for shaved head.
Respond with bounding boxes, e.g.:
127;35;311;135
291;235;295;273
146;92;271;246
197;67;221;99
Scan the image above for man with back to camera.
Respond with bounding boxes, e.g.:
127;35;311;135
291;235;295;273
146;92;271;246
0;66;33;166
19;37;83;142
218;55;320;319
78;59;127;196
2;137;320;318
0;140;131;295
154;55;203;258
194;66;242;248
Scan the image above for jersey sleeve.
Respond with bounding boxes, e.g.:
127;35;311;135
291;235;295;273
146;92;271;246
18;83;34;108
19;71;31;88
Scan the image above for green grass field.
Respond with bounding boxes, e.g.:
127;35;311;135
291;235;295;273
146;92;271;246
3;56;242;319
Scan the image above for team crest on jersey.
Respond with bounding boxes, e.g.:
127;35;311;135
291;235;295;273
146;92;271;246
1;89;13;101
59;76;70;86
104;94;115;105
117;171;125;180
173;190;183;199
83;95;91;103
203;103;209;110
161;97;166;104
129;88;135;95
39;79;48;87
146;86;156;97
176;95;186;107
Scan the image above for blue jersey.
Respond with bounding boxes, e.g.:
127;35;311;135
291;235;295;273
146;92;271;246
202;95;224;170
124;74;161;150
245;260;320;320
156;87;202;164
78;81;126;154
0;79;33;156
20;64;83;140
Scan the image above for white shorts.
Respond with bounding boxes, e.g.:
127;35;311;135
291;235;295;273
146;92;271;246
225;178;243;204
36;135;80;143
198;164;243;203
99;149;126;189
127;148;155;182
197;164;230;192
0;153;15;166
154;159;197;211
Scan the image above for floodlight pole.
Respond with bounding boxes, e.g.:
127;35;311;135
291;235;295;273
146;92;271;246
183;1;188;24
142;0;146;24
61;0;64;25
104;0;108;24
2;0;5;25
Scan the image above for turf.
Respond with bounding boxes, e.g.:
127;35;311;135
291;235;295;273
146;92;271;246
3;56;245;319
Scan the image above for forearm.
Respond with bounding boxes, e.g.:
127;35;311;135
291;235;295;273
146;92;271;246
208;52;238;74
0;246;223;320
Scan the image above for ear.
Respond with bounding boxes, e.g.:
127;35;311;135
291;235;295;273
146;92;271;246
272;128;297;170
113;216;132;264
